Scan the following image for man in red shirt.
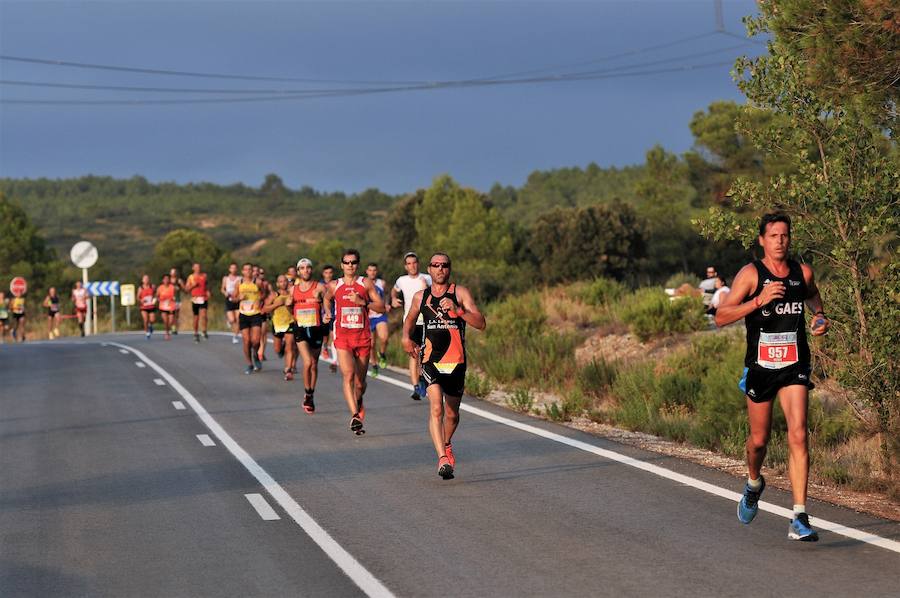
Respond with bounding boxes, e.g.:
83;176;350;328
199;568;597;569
184;262;210;343
326;249;385;435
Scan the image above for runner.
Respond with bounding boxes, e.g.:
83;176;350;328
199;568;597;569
42;287;62;339
138;275;157;339
169;267;184;335
0;291;8;343
292;258;331;412
184;262;210;342
285;265;298;285
71;281;89;336
715;212;829;542
263;274;297;381
237;263;264;374
391;251;432;400
157;274;177;340
257;267;270;362
326;249;385;434
221;263;241;344
365;262;390;376
10;291;26;342
320;264;338;372
402;253;485;479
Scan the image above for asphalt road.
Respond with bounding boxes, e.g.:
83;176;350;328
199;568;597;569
1;334;898;597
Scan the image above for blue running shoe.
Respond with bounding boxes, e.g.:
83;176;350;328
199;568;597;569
788;513;819;541
737;476;765;524
244;365;254;375
252;353;262;372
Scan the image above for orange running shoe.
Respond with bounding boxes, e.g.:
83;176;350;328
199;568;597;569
444;443;455;467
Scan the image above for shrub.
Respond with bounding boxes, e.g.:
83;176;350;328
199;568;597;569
507;388;534;413
577;358;618;398
620;288;706;341
576;277;627;306
465;371;493;398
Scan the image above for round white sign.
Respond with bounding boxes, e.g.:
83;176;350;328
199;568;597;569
70;241;99;269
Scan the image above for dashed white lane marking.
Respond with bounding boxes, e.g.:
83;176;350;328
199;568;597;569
118;349;129;354
153;378;166;386
135;361;146;368
197;434;215;447
245;493;281;521
110;341;395;598
172;401;186;410
368;364;900;554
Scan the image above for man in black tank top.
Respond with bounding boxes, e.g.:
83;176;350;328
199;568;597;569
716;213;829;542
402;253;486;480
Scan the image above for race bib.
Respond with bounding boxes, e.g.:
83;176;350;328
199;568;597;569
141;295;155;307
757;331;799;369
340;306;364;329
160;299;174;311
0;309;7;319
294;307;318;328
191;296;206;305
240;300;257;314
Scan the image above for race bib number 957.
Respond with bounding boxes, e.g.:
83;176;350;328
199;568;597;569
757;331;799;369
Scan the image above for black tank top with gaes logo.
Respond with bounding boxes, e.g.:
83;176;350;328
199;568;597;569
419;284;466;374
744;259;810;371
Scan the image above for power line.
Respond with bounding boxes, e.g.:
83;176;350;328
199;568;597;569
0;60;735;106
0;42;753;97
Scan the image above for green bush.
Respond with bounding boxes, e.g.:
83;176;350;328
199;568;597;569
620;288;706;341
573;277;627;306
664;272;702;289
577;358;618;398
507;388;534;413
465;371;493;398
469;291;581;388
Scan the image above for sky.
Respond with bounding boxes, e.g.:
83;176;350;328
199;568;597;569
0;1;764;194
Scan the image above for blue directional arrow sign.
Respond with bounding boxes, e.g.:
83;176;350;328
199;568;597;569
85;281;120;296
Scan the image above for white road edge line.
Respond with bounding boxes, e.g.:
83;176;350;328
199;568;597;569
109;341;395;598
135;361;146;368
197;434;216;447
172;401;186;410
245;493;281;521
153;378;166;386
210;331;900;554
118;349;129;354
369;363;900;554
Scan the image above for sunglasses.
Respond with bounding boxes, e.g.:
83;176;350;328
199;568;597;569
429;262;450;269
342;259;359;265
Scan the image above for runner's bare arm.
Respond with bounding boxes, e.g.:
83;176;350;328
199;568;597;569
220;277;228;296
401;290;424;356
365;279;385;314
390;284;402;309
322;283;334;323
184;275;195;292
715;264;766;327
454;285;486;330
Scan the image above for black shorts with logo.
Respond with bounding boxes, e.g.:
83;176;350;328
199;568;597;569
191;301;208;315
225;299;240;312
422;362;466;398
239;313;264;330
273;323;299;340
295;325;326;350
739;363;814;403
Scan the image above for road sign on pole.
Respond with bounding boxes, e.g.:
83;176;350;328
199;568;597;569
85;281;120;296
9;277;27;297
121;284;135;326
71;241;98;336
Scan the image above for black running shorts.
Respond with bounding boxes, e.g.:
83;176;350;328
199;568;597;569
295;325;325;350
191;301;208;315
739;363;814;403
422;362;466;398
273;323;299;339
225;299;239;312
239;313;264;330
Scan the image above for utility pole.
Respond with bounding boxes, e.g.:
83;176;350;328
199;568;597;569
714;0;725;32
